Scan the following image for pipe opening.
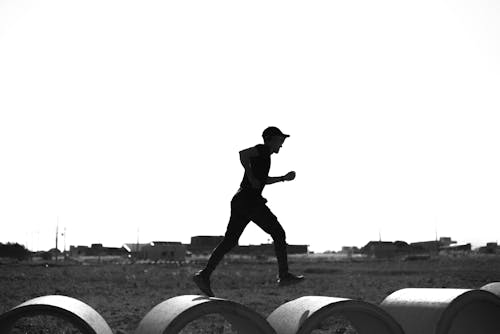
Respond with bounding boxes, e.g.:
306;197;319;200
178;313;237;334
445;301;500;334
310;314;358;334
2;314;83;334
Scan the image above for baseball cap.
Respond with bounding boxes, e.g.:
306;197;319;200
262;126;290;141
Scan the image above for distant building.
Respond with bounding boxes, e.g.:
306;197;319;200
70;244;126;257
70;245;90;256
143;242;186;262
360;237;466;258
89;243;126;256
441;243;471;253
361;241;419;258
234;243;308;256
123;243;150;255
288;244;309;254
188;236;224;254
361;241;398;258
478;242;499;254
123;242;186;262
187;235;309;256
410;241;440;253
438;237;456;247
411;237;457;254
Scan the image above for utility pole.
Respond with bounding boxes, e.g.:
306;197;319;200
63;226;67;260
435;216;439;255
55;218;59;262
434;216;438;241
136;227;140;260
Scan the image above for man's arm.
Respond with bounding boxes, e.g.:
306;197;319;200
266;171;296;185
239;147;261;189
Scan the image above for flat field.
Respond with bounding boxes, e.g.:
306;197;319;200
0;254;499;333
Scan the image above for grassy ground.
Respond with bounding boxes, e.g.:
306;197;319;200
0;254;499;333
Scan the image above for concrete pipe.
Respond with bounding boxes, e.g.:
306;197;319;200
380;288;500;334
266;296;404;334
0;295;113;334
481;282;500;298
134;295;276;334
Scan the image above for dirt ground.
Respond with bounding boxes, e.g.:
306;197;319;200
0;254;499;333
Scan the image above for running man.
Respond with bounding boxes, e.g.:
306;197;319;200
193;126;304;297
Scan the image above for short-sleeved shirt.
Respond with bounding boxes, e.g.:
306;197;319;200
234;144;271;206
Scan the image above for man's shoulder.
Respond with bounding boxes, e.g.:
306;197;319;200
254;144;270;155
240;144;270;158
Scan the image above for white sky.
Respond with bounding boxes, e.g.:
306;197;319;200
1;0;499;253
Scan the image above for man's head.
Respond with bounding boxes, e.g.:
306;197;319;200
262;126;290;154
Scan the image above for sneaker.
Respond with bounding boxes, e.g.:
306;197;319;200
277;272;305;287
192;271;215;297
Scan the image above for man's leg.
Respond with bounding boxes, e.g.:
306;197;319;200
193;210;249;296
202;213;249;276
250;204;304;286
250;205;289;277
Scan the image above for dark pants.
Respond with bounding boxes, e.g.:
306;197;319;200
203;195;289;277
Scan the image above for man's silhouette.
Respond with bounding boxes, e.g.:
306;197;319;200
193;126;304;297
